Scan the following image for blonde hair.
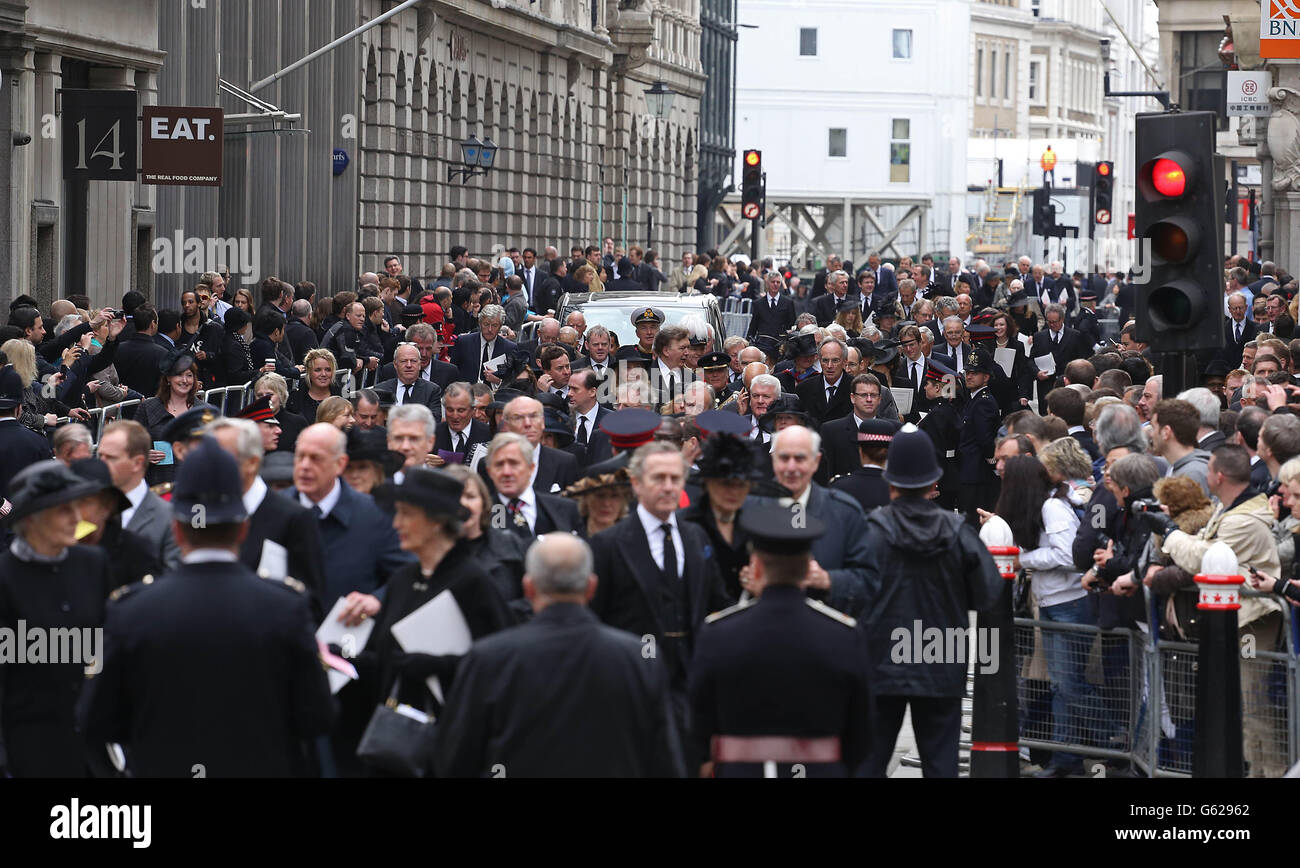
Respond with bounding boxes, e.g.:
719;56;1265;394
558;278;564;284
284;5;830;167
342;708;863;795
1040;436;1094;482
303;348;337;378
1;339;37;386
316;395;353;426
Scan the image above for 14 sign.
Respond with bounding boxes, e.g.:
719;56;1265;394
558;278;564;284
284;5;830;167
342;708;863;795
62;89;137;181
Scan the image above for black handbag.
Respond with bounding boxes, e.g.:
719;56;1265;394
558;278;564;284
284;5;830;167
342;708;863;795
356;678;439;778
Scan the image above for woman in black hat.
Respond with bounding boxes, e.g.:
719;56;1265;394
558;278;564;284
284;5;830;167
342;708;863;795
1006;283;1039;338
442;465;529;616
677;433;762;600
342;428;404;495
359;467;512;761
0;460;113;777
68;457;161;590
138;349;204;485
219;306;261;387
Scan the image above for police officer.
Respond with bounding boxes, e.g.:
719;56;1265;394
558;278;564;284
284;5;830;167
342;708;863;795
581;407;661;481
151;403;222;499
689;510;872;777
79;436;334;776
830;418;899;512
1071;289;1102;349
956;346;1001;524
859;424;1002;777
615;307;663;362
918;358;961;510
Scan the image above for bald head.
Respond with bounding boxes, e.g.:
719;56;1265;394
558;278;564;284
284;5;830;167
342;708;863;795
742;361;768;390
524;534;596;606
503;396;545;445
293;423;348;502
738;347;765;366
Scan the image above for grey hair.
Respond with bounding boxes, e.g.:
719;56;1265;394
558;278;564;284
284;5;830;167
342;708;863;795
749;373;781;395
1279;455;1300;487
1094;403;1147;454
291;299;312;319
772;424;822;455
860;325;882;341
586;325;611;341
442;381;474;405
388;403;436;438
1044;302;1066;319
683;380;715;403
1176;387;1221;428
204;417;264;461
1227;292;1247;307
252;372;289;406
52;423;92;450
55;314;84;338
941;315;963;331
795;313;818;328
525;533;594;596
935;297;959;316
818;337;847;357
478;304;505;323
723;335;748;353
486;431;535;467
628;441;686;479
1107;452;1161;494
828;269;849;286
405;322;437;343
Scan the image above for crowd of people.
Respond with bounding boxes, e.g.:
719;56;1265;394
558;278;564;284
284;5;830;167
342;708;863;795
0;239;1297;778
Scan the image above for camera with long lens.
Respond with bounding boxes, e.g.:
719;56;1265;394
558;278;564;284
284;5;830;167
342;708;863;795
1128;497;1162;516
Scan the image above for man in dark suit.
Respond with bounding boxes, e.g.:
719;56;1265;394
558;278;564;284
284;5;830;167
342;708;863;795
892;325;932;423
479;396;578;495
1262;293;1295;340
818;373;887;483
288;423;413;607
1219;292;1258;369
1029;304;1092;414
284;299;319;364
929;316;970;378
589;442;731;761
1037;263;1077;313
569;369;613;465
830;418;898;513
796;336;852;427
748;273;797;339
0;368;52;500
376;343;444;419
810;255;841;299
863;252;898;299
485;431;582;539
208;417;328;620
432;382;490;463
434;533;685;777
449;305;518;385
810;270;852;327
100;420;182;571
570;326;616;382
79;437;333;777
115;307;168;397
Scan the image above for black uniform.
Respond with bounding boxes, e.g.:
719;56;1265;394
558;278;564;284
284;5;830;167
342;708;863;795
918;399;961;510
434;603;685;777
830;465;890;513
0;545;112;777
0;418;53;500
78;559;334;776
956;386;1001;522
689;585;872;777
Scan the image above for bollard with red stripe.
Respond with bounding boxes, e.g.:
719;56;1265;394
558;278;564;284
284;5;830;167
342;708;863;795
1192;542;1244;778
970;539;1021;778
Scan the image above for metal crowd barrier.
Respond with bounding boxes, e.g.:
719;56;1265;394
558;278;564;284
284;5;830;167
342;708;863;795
1012;590;1298;778
722;297;752;340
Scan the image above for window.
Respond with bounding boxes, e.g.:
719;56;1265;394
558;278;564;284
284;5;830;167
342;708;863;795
799;28;817;57
1003;48;1012;100
892;29;912;59
1031;0;1041;15
890;119;910;183
1029;60;1042;103
976;47;984;97
990;50;998;99
828;128;847;158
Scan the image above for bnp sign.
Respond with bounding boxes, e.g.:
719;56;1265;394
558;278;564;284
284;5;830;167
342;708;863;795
1263;0;1300;59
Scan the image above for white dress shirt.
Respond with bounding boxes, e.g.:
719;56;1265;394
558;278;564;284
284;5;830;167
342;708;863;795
586;356;610;379
498;486;537;534
242;475;268;518
574;405;600;441
636;504;685;577
183;549;240;565
447;423;471;455
120;479;149;529
299;478;342;518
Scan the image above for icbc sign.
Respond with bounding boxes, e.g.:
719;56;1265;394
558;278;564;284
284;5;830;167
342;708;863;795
141;106;224;186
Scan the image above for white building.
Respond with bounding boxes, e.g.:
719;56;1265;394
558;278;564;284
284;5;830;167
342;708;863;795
731;0;972;269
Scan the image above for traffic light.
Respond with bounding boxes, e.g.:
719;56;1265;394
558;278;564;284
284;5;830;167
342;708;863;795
1093;160;1113;224
1133;111;1224;353
741;149;763;220
1032;186;1056;236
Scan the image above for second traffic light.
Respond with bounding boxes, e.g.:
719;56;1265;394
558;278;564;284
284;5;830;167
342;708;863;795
1133;111;1224;353
1093;160;1113;224
741;149;763;220
1032;186;1055;236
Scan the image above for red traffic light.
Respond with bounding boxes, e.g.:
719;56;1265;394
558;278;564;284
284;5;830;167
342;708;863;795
1097;161;1112;177
744;150;761;167
1151;157;1186;197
